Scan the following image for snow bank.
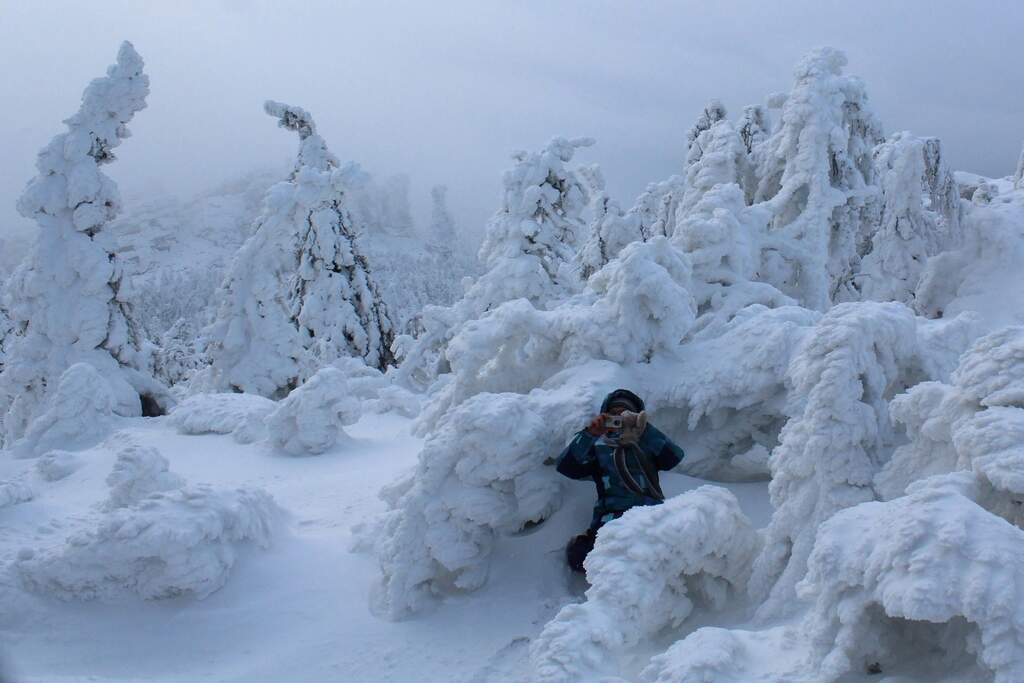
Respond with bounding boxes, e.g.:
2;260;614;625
798;487;1024;683
12;363;114;458
530;486;759;682
169;392;276;444
17;442;280;601
265;366;361;455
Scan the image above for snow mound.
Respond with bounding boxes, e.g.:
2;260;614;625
103;438;186;510
35;450;83;482
17;445;281;601
12;363;114;458
169;392;276;444
0;479;34;509
266;366;361;455
798;487;1024;683
531;486;759;682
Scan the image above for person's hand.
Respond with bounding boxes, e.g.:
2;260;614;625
585;414;607;436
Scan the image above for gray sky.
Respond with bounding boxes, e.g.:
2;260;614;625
1;1;1022;243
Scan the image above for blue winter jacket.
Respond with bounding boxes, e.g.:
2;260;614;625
556;417;684;530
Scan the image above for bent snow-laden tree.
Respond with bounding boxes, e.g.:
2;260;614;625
754;47;884;310
203;101;394;397
0;42;167;445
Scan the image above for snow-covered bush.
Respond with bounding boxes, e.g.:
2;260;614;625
575;194;640;281
0;480;33;509
753;47;883;310
0;42;168;445
798;486;1024;683
749;302;922;618
685;100;728;156
202;101;393;397
103;438;186;510
679;119;748;219
265;366;362;455
11;363;114;458
530;486;759;682
17;444;280;601
35;451;82;482
154;317;206;388
18;484;279;601
169;392;276;444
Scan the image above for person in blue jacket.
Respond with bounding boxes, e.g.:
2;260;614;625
556;388;685;573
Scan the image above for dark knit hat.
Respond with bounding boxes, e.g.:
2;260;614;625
600;388;644;413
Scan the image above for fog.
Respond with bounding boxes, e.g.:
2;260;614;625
2;1;1022;243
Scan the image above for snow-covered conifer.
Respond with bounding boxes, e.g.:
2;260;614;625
0;42;167;445
575;193;640;280
427;185;457;256
753;47;884;310
1014;141;1024;190
203;101;394;396
685;100;727;157
737;104;770;155
679;119;748;218
922;136;962;238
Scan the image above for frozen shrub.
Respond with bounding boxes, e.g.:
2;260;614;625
12;363;114;458
265;366;362;455
169;392;276;444
103;438;186;510
531;487;759;682
18;484;279;601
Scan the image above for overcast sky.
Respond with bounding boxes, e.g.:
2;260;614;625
1;1;1022;243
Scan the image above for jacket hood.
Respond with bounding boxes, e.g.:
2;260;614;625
600;388;645;413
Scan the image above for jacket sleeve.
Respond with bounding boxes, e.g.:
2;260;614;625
641;424;685;471
556;430;598;480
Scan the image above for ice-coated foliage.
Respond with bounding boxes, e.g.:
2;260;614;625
737;104;770;156
798;487;1024;683
754;47;883;310
11;363;114;458
169;392;276;444
154;317;205;387
750;302;921;618
265;366;362;455
531;487;759;683
679;120;747;219
202;101;393;397
629;176;685;241
18;485;279;601
0;42;167;445
103;438;186;510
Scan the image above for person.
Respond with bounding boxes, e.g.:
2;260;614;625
555;388;685;573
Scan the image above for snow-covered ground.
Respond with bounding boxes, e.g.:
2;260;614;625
0;412;771;682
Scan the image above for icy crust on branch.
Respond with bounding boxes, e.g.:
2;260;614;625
0;42;166;445
17;442;280;601
265;366;361;455
750;302;922;618
12;363;114;458
753;47;883;310
393;137;594;392
169;392;276;444
530;487;759;683
876;325;1024;504
797;488;1024;683
202;101;393;397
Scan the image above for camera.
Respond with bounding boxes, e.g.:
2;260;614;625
604;415;623;430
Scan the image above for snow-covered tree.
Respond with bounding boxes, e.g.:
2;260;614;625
203;101;394;397
679;119;748;219
685;99;727;157
0;42;167;445
575;193;640;280
154;318;204;387
427;185;456;255
737;104;770;156
921;136;962;238
753;47;884;310
393;137;593;391
629;176;685;241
